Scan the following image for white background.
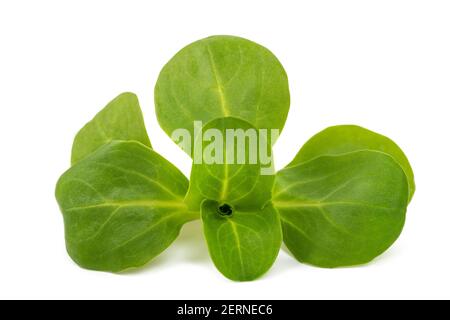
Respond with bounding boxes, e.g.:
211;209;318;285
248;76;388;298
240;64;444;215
0;0;449;300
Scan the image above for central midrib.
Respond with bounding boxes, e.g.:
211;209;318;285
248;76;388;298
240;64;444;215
229;220;246;278
65;199;186;211
219;163;229;201
206;45;230;117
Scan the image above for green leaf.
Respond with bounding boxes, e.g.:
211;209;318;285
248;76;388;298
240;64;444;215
273;150;409;268
185;117;274;211
291;125;415;202
155;35;290;151
202;200;282;281
56;141;197;272
184;117;279;280
71;92;151;165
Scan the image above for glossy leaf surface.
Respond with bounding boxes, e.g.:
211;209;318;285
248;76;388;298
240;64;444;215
71;92;151;164
202;200;282;281
185;117;274;211
185;117;279;280
274;150;409;268
56;141;195;272
155;35;290;150
291;125;415;201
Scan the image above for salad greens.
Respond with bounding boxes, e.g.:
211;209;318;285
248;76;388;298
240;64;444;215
291;125;415;202
154;35;290;153
71;92;151;165
56;141;196;272
273;150;408;267
56;35;415;280
185;117;280;280
185;117;273;211
202;200;281;281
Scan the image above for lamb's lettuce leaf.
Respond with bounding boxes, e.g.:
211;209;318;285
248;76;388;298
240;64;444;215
71;92;151;164
291;125;415;202
185;117;274;211
202;200;282;281
56;141;196;272
185;117;280;280
273;150;409;268
155;35;290;152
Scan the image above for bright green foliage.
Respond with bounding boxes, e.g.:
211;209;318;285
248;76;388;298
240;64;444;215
185;117;280;280
56;36;415;280
155;35;290;152
291;125;415;201
71;92;151;164
202;200;282;281
185;117;273;211
56;141;196;272
273;150;409;268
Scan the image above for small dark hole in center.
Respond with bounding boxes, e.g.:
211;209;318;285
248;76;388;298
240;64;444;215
218;204;233;216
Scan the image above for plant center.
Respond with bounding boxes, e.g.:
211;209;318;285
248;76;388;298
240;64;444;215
217;203;233;217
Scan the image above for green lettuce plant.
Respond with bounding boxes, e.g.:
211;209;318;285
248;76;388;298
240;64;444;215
56;35;415;280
